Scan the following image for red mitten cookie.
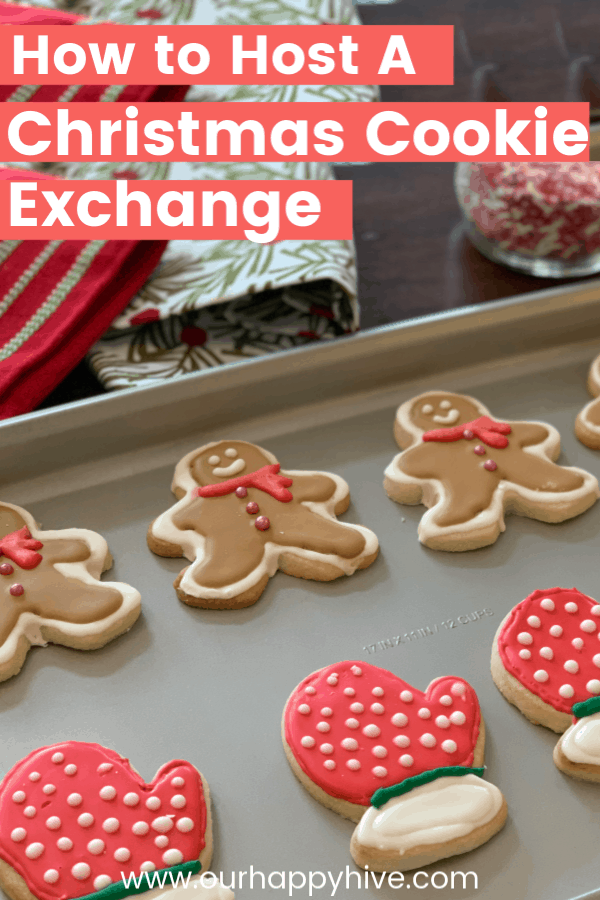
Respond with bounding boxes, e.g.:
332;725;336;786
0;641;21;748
148;441;379;609
0;742;232;900
282;661;506;872
493;587;600;782
0;502;141;682
576;353;600;449
384;391;599;551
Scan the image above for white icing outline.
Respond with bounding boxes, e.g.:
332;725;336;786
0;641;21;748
150;442;379;601
0;502;141;667
354;774;504;855
559;711;600;766
578;353;600;441
143;874;233;900
385;391;599;548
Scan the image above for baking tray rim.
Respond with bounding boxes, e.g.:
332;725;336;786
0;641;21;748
4;274;600;439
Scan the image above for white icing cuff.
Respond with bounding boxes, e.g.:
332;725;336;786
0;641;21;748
143;874;234;900
355;775;503;855
559;711;600;766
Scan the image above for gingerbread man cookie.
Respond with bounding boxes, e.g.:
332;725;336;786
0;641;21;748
492;587;600;783
282;661;506;872
0;741;233;900
575;352;600;449
148;441;379;609
384;390;599;551
0;502;141;682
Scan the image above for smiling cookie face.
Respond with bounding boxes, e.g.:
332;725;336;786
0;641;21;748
409;393;482;433
191;441;273;485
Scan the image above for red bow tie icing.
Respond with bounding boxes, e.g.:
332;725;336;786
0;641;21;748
0;743;206;900
0;527;43;569
422;416;512;448
196;464;293;502
497;588;600;715
284;661;480;807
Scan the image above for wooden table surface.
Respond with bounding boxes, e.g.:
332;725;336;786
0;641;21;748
40;0;600;408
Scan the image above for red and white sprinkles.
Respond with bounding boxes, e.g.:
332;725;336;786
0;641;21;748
461;163;600;263
498;588;600;714
0;743;206;900
284;661;481;807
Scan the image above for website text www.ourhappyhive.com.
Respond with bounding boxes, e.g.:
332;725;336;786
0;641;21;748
120;865;480;895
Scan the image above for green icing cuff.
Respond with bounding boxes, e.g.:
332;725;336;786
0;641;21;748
370;766;486;809
79;861;201;900
572;696;600;719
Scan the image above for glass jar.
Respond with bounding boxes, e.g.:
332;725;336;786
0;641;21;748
454;161;600;277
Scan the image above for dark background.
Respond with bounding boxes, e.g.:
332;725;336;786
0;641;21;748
43;0;600;407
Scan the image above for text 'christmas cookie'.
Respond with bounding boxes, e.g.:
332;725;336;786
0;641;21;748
0;502;141;682
0;742;233;900
384;391;599;551
493;587;600;782
282;661;507;872
575;351;600;449
147;441;379;609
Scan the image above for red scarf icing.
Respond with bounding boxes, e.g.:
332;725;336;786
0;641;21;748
0;527;43;569
422;416;511;448
0;741;206;900
196;463;293;502
284;661;480;807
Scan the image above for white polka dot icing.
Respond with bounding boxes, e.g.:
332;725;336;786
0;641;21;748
72;863;91;880
498;588;600;714
0;743;206;892
88;839;105;855
99;786;117;800
285;662;480;807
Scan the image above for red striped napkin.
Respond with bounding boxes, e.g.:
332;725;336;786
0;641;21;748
0;1;189;103
0;166;168;419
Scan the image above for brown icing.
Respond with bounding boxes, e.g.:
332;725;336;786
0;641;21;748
399;393;585;528
0;507;123;646
174;441;366;589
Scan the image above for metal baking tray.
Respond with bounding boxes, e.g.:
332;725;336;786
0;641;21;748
4;279;600;900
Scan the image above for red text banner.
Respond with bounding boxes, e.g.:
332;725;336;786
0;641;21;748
0;25;453;85
0;178;353;243
0;102;589;162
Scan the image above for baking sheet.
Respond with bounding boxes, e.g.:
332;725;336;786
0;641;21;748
4;289;600;899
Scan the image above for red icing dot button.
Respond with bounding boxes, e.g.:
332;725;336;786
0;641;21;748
483;460;498;471
255;516;270;531
246;502;259;515
463;429;474;439
235;487;248;499
9;584;24;596
473;445;486;456
0;563;14;575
